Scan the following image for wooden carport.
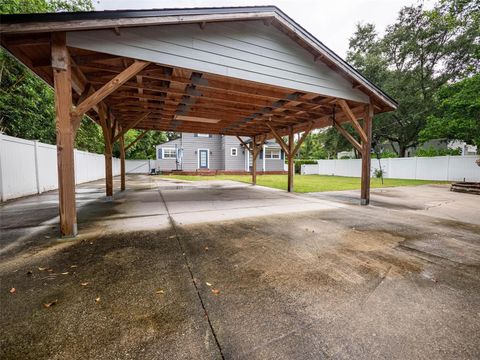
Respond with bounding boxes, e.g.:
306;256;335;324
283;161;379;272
0;6;397;237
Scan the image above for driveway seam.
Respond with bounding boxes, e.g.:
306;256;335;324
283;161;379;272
156;184;225;360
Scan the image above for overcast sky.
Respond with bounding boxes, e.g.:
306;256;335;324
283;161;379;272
93;0;435;58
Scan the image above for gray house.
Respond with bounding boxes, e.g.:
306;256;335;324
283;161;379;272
156;133;285;172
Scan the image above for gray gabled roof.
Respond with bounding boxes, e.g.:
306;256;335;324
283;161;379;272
0;6;397;110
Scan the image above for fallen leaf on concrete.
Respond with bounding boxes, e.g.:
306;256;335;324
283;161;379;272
81;282;89;286
61;272;69;275
204;246;209;251
47;269;54;272
431;278;438;283
211;289;220;295
156;289;165;294
206;282;212;287
95;297;101;303
43;300;57;308
10;287;16;294
70;265;77;268
44;235;51;239
38;267;47;271
168;235;176;239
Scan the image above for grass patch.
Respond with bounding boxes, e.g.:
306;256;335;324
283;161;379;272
157;174;449;193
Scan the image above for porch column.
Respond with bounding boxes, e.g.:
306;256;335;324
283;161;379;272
361;104;373;205
287;127;294;192
52;32;77;237
120;132;126;191
262;144;266;172
251;136;258;185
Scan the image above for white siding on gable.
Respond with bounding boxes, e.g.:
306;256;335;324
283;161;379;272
67;21;369;103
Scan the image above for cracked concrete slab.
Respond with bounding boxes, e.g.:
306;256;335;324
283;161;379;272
1;175;479;359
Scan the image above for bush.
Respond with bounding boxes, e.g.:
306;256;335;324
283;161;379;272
379;151;398;158
373;168;385;178
415;147;462;157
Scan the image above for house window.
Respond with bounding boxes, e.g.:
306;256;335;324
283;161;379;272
162;148;176;159
265;148;281;159
195;133;210;137
230;147;238;156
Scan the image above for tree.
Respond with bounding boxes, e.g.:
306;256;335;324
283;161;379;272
322;125;362;159
297;132;327;159
346;0;479;156
1;0;170;159
0;0;101;151
420;74;480;152
112;130;169;159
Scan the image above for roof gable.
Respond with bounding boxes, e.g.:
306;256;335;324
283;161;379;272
0;6;396;110
67;20;369;104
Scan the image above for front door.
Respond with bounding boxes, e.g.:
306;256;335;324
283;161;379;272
199;149;209;169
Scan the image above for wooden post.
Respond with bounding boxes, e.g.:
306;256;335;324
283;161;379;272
52;32;77;237
287;127;294;192
104;138;113;200
120;132;126;191
251;136;257;185
361;104;373;205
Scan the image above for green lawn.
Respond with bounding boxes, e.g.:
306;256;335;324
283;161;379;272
158;174;449;193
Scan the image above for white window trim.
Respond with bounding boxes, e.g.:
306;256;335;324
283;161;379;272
196;133;210;137
162;147;176;159
230;147;238;156
197;148;209;169
265;148;281;159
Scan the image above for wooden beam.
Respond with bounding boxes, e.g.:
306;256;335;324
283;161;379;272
292;122;314;156
251;135;261;185
337;99;368;143
51;32;77;237
332;120;363;153
101;114;114;199
125;130;149;151
120;130;126;191
113;112;151;143
361;104;373;205
74;60;150;117
236;136;252;153
287;127;294;192
264;122;289;154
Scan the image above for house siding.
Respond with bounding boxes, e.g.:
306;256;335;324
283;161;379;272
156;134;284;172
223;136;247;171
181;133;223;171
67;21;369;103
156;138;181;171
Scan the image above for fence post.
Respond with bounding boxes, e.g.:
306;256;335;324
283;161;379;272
33;140;41;194
0;133;5;202
446;155;451;181
414;157;418;180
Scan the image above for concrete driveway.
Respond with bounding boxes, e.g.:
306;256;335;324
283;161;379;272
1;175;479;359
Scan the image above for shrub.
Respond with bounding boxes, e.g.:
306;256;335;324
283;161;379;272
373;168;385;178
415;147;462;157
379;151;398;158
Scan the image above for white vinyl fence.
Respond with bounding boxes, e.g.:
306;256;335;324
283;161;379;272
301;155;480;182
0;134;150;201
126;159;156;174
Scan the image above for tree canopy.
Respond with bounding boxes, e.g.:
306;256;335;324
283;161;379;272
0;0;174;159
420;74;480;150
309;0;479;158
